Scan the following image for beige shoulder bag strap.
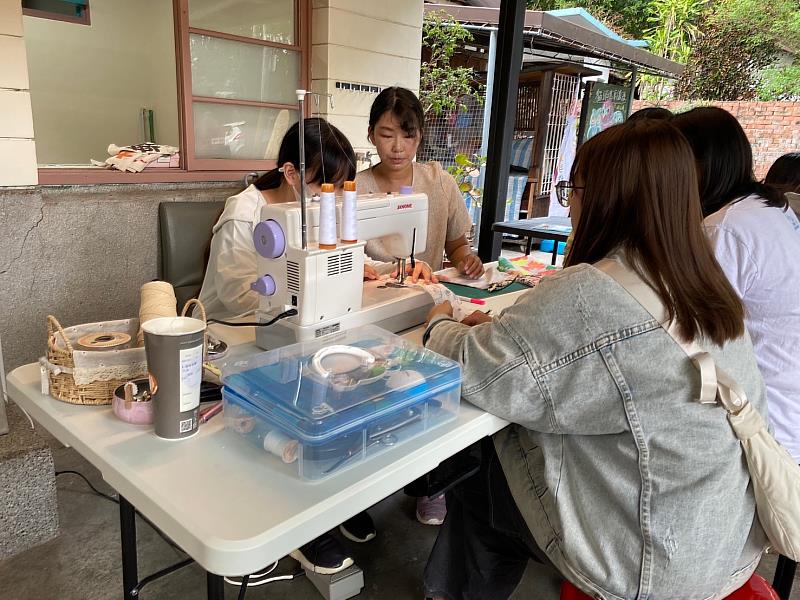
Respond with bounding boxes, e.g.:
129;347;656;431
596;254;800;561
595;256;745;412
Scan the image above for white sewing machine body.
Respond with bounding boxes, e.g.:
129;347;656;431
251;192;434;349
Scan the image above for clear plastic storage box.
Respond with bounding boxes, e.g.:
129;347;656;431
221;325;461;481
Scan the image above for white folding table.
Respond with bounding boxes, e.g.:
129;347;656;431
6;291;522;599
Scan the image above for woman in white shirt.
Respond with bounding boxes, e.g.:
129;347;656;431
200;120;381;574
673;108;800;463
199;118;376;321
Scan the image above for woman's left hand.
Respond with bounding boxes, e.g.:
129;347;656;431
425;300;453;325
457;254;485;279
461;310;493;327
363;264;380;280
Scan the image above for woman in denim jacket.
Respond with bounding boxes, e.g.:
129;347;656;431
422;121;768;600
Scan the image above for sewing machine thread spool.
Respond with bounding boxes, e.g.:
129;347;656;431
318;183;337;249
262;429;299;463
341;180;358;244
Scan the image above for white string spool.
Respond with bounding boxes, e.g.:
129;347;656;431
262;429;299;463
77;331;132;350
318;183;338;249
137;281;177;345
341;180;358;244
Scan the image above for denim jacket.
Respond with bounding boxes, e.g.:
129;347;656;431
425;262;767;600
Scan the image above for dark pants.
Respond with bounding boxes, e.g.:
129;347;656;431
423;438;562;600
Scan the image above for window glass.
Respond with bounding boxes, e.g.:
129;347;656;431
188;0;295;45
24;0;178;166
190;34;299;105
193;103;297;160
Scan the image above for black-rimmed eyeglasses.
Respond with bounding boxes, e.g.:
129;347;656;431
554;180;584;208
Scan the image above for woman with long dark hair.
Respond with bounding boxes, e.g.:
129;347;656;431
420;120;767;599
357;87;483;281
673;108;800;465
199;118;376;574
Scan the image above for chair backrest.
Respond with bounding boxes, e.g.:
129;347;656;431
560;574;778;600
510;137;535;171
158;201;225;310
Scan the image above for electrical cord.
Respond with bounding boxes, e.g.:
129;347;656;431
56;470;119;504
224;560;305;591
55;470;185;553
207;309;298;328
238;574;250;600
57;471;306;596
224;562;277;587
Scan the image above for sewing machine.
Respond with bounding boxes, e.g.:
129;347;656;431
250;191;434;350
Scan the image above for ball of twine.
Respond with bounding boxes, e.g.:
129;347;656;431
137;281;177;345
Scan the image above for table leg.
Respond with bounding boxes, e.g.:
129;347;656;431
525;236;533;256
550;246;557;266
207;572;225;600
119;496;138;600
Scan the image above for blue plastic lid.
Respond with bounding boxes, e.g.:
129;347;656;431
221;325;461;443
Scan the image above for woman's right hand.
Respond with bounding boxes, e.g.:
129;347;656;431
461;310;493;327
392;261;438;284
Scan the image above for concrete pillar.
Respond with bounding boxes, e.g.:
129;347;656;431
0;403;59;559
0;1;37;186
310;0;423;157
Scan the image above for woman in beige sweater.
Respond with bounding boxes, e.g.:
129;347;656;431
356;87;484;280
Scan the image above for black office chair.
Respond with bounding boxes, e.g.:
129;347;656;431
158;201;226;310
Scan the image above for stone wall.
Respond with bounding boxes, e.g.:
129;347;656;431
0;182;240;373
633;101;800;179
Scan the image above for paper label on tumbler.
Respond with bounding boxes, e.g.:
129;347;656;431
179;345;203;412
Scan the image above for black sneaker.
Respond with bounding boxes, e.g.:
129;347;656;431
339;511;377;543
290;533;354;574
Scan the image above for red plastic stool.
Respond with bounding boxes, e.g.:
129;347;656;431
560;573;779;600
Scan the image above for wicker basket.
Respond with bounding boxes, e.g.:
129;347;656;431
45;315;147;406
44;300;206;406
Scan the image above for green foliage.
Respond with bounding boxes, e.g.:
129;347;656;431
526;0;652;39
677;13;778;100
639;0;707;101
677;0;800;100
645;0;706;64
420;11;485;117
522;0;800;102
446;153;487;207
758;66;800;101
714;0;800;53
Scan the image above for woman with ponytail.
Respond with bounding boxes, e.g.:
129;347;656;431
199;117;372;320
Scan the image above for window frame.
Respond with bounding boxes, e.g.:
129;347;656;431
22;1;91;26
36;0;310;185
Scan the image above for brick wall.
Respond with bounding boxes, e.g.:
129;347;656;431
633;101;800;179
